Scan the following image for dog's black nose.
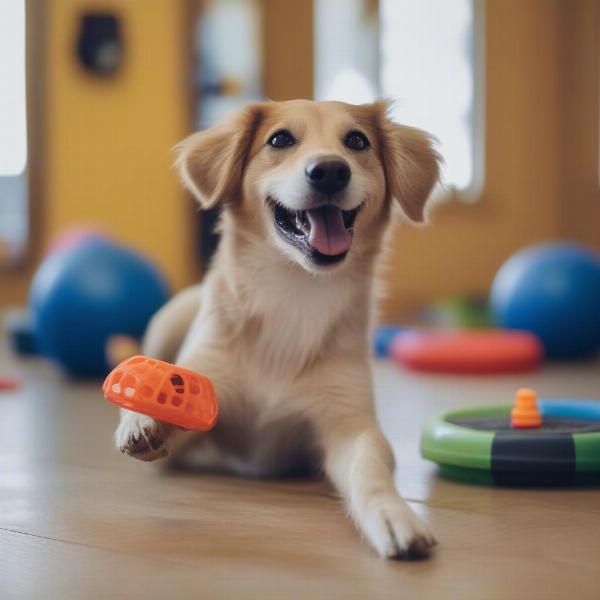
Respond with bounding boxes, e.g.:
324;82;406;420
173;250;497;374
305;158;351;196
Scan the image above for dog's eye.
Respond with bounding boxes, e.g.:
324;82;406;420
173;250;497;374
268;130;296;149
344;131;370;151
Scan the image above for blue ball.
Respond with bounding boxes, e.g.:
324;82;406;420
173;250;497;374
491;243;600;359
30;240;170;377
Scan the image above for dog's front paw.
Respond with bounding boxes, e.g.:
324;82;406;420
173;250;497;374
114;412;171;462
358;493;437;560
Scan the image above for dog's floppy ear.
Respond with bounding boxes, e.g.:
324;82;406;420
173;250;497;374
374;101;441;222
175;103;264;209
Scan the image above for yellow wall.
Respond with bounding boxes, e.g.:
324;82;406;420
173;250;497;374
2;0;198;306
561;0;600;249
263;0;313;100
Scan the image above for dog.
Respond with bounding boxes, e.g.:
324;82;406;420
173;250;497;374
115;99;440;559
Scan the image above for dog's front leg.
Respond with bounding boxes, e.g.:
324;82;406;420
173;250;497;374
321;414;436;559
114;346;238;463
115;410;192;462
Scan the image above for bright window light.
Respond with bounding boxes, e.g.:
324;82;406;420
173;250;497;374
314;0;480;193
314;0;378;104
380;0;478;191
0;0;27;176
0;0;28;261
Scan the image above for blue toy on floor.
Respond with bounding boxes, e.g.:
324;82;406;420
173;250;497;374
30;239;169;378
491;243;600;359
373;325;409;357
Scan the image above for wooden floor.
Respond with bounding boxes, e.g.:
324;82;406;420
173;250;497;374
1;333;600;599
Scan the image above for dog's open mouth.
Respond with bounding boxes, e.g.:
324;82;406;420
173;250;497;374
270;201;361;266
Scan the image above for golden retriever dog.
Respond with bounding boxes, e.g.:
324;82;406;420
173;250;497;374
115;99;440;559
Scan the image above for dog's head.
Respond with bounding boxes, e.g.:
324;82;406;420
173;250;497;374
176;100;440;273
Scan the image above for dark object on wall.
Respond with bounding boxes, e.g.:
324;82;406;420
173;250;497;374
76;13;124;76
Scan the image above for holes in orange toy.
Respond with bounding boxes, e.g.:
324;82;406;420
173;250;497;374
157;392;167;404
172;395;183;407
170;373;185;394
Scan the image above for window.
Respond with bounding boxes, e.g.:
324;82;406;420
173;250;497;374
314;0;482;195
314;0;378;104
380;0;480;193
192;0;263;263
0;0;28;262
195;0;262;129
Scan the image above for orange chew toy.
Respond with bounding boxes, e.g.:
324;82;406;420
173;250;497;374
102;356;218;431
511;388;542;429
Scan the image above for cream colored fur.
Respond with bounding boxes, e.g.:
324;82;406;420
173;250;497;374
115;100;440;559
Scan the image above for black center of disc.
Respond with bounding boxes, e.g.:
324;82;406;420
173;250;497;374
447;416;600;434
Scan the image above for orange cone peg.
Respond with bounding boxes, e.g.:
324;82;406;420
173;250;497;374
511;388;542;429
102;356;218;431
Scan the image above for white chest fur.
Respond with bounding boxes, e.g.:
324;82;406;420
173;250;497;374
246;266;357;377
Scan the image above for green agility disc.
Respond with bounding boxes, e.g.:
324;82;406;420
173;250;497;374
421;399;600;486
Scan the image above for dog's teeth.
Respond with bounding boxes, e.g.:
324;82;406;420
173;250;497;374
295;212;306;233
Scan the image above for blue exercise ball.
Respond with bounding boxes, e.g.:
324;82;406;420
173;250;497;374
491;243;600;359
30;240;170;377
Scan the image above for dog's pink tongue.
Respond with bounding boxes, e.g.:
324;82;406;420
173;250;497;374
306;206;352;256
